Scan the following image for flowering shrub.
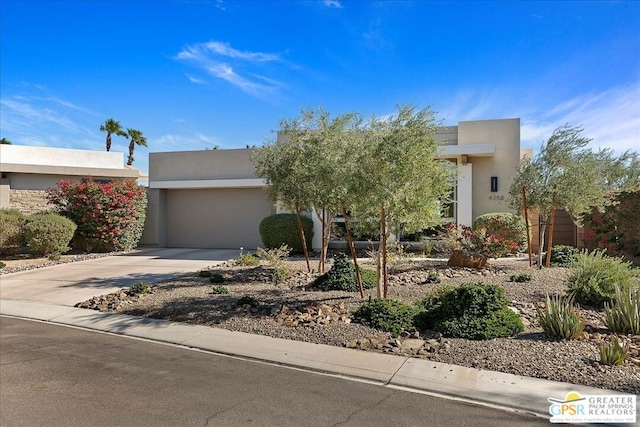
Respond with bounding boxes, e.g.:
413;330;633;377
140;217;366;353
583;191;640;256
447;223;519;258
473;212;526;253
47;179;147;252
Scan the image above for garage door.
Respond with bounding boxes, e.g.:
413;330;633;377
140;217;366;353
165;188;275;249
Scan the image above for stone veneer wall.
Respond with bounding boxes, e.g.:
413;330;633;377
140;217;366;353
9;189;51;214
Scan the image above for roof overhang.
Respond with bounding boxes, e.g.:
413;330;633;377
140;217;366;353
0;163;141;179
149;178;267;189
438;143;496;158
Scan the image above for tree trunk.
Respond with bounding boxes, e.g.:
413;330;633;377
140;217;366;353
314;208;333;274
127;141;134;166
319;210;325;274
342;204;364;299
538;217;545;270
545;192;558;268
106;133;112;152
522;187;532;268
380;203;389;299
295;202;311;273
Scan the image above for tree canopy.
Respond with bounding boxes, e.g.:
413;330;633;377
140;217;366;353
100;118;128;152
508;124;639;266
253;105;455;297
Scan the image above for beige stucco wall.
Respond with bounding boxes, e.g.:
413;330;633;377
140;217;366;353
150;148;257;181
139;188;165;247
164;188;274;249
0;144;125;169
458;118;521;220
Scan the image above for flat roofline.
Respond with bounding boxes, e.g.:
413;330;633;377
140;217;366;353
437;143;496;157
149;178;267;189
0;163;141;179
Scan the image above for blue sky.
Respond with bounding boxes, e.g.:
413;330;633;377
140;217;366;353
1;0;639;175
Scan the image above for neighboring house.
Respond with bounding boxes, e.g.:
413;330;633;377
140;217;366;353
142;118;530;250
0;145;144;214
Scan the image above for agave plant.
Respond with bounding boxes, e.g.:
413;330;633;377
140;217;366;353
605;285;640;335
536;294;585;340
599;338;629;366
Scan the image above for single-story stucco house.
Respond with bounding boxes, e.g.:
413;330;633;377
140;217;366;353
1;118;581;252
140;118;561;251
0;145;144;214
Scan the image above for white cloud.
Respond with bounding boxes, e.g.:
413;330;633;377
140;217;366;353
175;40;286;97
186;74;207;85
436;82;640;155
322;0;343;8
521;83;640;153
152;133;222;153
0;96;98;138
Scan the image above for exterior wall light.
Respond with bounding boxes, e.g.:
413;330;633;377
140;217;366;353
491;176;498;192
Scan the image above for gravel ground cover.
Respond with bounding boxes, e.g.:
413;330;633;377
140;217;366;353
73;256;639;394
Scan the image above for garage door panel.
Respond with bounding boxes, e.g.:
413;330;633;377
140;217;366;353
165;188;274;249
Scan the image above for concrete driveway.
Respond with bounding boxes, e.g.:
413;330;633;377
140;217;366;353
0;248;239;306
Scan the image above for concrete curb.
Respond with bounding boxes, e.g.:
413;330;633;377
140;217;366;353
0;298;628;420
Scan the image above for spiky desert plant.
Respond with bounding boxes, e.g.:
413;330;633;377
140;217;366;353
605;285;640;335
599;338;629;366
537;294;585;340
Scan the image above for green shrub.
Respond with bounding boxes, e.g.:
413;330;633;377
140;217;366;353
198;269;213;278
313;252;376;292
509;273;532;283
130;281;150;295
474;212;527;253
424;271;441;284
542;245;579;267
605;286;640;335
211;285;229;294
0;261;6;269
237;295;259;307
567;249;640;307
209;273;225;284
0;209;26;254
274;267;293;282
417;282;524;340
47;179;147;252
23;212;76;257
537;295;585;340
235;253;260;267
352;298;421;337
599;338;629;366
259;213;313;255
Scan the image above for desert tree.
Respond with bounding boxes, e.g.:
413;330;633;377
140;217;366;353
125;128;148;166
352;105;455;297
100;118;127;152
252;116;316;272
508;125;639;267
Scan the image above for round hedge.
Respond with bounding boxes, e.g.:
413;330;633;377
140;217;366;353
0;209;27;254
259;213;313;254
23;212;76;257
417;282;524;340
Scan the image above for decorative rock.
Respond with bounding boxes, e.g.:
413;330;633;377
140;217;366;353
447;250;487;268
400;338;426;352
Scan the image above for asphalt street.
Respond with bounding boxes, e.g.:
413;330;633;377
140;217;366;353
0;317;548;427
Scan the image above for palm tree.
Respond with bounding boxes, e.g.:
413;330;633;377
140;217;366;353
0;137;12;144
125;128;148;166
100;118;127;152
